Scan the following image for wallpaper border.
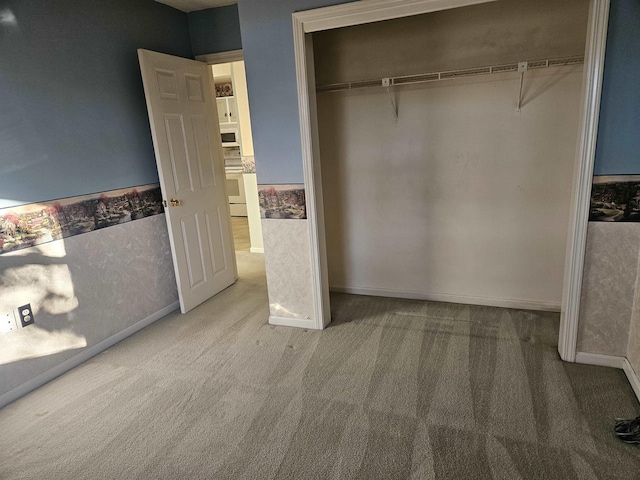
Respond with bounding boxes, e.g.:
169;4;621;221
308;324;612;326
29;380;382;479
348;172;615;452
590;175;640;222
258;184;307;219
0;184;164;255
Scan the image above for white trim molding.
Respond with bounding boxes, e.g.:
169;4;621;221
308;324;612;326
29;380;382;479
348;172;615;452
196;49;243;65
575;352;626;369
331;286;561;312
295;0;499;33
293;0;611;344
250;247;264;254
558;0;611;362
269;315;317;330
0;301;180;409
575;352;640;403
623;359;640;403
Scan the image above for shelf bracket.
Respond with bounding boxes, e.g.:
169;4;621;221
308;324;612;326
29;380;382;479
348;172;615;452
516;61;528;112
382;78;398;120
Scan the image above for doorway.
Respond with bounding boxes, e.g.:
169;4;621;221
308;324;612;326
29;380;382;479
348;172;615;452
207;58;264;271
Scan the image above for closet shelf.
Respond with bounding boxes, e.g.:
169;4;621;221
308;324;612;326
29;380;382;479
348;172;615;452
316;55;584;93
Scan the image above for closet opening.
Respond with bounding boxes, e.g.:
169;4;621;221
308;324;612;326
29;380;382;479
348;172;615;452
292;0;608;356
313;0;589;312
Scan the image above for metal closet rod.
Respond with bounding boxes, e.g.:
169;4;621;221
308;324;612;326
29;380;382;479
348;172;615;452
316;55;585;93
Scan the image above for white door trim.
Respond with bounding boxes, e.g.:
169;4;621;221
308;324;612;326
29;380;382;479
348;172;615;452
558;0;610;362
293;0;611;349
195;49;244;65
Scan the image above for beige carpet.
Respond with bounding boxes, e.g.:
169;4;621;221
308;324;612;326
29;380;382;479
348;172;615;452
0;251;639;479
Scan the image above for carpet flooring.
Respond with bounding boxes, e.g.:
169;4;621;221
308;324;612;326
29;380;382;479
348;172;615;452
0;251;639;479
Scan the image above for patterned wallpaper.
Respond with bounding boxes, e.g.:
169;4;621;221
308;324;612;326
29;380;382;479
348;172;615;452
0;184;164;255
590;176;640;222
258;185;306;219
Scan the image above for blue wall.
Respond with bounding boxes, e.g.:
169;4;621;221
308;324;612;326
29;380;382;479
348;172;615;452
237;0;639;183
0;0;192;208
594;0;640;175
2;0;633;203
188;4;242;57
237;0;356;184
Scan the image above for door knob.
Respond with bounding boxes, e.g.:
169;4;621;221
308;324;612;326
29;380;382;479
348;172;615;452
170;198;181;207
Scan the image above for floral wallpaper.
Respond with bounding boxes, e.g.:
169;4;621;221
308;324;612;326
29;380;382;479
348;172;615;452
0;184;164;254
590;175;640;222
258;185;306;219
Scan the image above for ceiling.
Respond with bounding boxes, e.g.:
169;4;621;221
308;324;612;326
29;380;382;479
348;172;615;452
154;0;236;13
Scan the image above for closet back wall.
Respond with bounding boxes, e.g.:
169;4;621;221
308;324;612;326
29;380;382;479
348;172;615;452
314;0;589;310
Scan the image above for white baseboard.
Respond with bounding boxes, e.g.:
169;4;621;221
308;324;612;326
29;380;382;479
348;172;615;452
329;285;561;312
575;351;640;403
250;247;264;253
0;301;179;410
574;351;627;369
269;315;319;330
623;359;640;403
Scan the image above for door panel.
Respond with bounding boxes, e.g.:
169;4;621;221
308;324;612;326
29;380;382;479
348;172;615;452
185;74;205;102
207;208;227;276
164;114;194;193
139;49;237;313
180;214;207;288
155;69;179;100
191;115;217;189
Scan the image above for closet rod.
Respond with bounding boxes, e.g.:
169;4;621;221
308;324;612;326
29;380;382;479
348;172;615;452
316;55;584;93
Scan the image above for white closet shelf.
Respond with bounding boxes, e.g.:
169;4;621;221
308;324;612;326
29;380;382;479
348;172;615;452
316;55;584;93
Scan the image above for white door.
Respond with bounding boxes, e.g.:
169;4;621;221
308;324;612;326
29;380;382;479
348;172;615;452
138;49;237;313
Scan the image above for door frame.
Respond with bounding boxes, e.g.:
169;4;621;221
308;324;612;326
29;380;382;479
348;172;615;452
195;49;244;65
292;0;611;361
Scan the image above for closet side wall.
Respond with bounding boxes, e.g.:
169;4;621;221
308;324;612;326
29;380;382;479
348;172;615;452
315;1;588;309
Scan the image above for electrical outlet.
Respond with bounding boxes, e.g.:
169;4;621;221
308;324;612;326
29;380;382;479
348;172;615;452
381;77;391;87
1;312;19;334
518;61;528;73
18;304;35;328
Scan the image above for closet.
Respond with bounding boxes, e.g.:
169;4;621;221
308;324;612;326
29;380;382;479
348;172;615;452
313;0;590;310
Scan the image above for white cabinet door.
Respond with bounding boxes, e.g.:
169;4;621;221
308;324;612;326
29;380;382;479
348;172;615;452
226;97;238;123
138;49;237;313
216;98;227;124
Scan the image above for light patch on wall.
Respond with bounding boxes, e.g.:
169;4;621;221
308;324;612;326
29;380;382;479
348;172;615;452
0;242;79;316
270;303;309;320
0;9;18;28
0;199;25;209
0;241;84;365
0;327;86;366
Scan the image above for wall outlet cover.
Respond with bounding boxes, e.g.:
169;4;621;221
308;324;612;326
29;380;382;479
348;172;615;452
1;312;19;334
18;304;35;328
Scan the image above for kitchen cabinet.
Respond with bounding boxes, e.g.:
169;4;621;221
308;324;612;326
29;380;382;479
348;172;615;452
217;96;238;125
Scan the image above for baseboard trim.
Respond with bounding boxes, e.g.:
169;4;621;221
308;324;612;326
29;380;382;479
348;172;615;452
250;247;264;253
575;352;640;403
329;286;561;312
0;301;179;410
623;359;640;403
575;351;626;369
269;315;318;330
